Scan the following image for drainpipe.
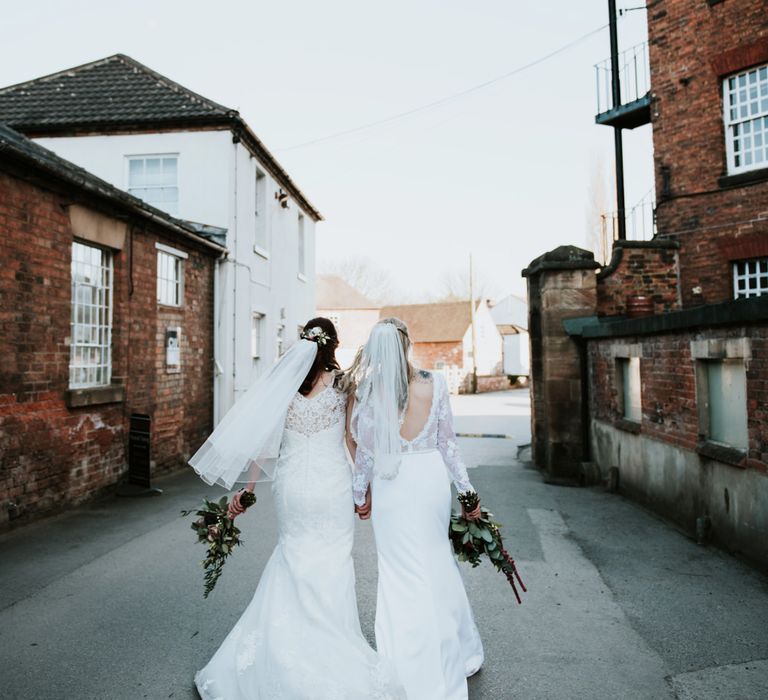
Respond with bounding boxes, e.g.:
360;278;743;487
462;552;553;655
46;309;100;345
578;338;592;463
609;0;626;241
231;135;239;407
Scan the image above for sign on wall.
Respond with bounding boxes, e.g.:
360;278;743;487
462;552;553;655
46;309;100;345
166;326;181;371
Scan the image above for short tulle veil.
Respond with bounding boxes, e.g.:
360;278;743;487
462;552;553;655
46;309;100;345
189;339;318;489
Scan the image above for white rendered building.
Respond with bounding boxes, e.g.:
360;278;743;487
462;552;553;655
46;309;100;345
0;55;322;423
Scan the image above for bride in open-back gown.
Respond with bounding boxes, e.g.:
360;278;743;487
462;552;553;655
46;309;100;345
189;317;404;700
346;317;484;700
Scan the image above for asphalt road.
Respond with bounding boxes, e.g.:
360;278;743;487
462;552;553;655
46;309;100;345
1;388;767;699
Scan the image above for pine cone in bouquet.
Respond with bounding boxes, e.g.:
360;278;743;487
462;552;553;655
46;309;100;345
449;492;527;604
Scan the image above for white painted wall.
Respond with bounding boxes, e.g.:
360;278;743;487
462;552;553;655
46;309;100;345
502;332;530;376
36;129;317;423
461;300;503;375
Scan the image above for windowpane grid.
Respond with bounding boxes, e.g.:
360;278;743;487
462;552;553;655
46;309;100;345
128;156;179;215
725;64;768;173
70;242;112;388
733;258;768;299
157;251;182;306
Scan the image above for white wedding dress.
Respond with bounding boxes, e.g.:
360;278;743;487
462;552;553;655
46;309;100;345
195;385;405;700
352;371;484;700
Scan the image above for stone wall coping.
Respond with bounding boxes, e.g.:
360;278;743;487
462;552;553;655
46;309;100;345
522;245;600;278
563;295;768;339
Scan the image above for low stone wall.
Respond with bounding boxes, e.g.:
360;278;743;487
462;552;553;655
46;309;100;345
458;374;510;394
591;419;768;571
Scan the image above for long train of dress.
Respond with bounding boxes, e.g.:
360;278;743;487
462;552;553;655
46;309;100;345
195;387;404;700
372;450;484;700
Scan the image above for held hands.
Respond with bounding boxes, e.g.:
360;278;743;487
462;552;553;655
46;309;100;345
355;487;372;520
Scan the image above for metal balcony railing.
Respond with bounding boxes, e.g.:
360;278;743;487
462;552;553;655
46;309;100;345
600;195;656;248
595;41;651;122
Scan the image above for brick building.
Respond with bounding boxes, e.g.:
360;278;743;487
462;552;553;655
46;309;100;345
524;1;768;568
0;123;226;528
0;54;321;425
380;300;504;393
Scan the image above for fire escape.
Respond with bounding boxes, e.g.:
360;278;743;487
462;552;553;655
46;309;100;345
595;1;653;243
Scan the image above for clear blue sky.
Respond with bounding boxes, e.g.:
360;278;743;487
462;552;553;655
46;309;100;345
1;0;653;300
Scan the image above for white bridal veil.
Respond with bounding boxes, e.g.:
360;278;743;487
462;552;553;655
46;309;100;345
189;339;318;489
351;322;410;479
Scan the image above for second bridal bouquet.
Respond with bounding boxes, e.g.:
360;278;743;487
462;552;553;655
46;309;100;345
182;491;257;598
449;492;527;604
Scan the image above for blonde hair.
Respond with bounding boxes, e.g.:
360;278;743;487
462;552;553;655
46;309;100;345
338;317;413;394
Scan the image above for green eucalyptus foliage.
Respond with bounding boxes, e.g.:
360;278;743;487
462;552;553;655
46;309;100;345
181;491;257;598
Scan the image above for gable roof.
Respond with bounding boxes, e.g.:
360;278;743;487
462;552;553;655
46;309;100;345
0;121;226;255
316;275;379;310
379;302;475;343
0;54;322;221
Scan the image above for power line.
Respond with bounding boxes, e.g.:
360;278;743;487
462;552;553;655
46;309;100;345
278;23;608;152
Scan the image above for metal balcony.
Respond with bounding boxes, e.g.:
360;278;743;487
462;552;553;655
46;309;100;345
595;41;652;129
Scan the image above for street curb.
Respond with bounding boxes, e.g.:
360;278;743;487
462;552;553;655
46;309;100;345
456;432;514;440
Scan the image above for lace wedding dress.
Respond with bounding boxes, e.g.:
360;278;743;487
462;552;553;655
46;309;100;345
195;385;405;700
352;371;484;700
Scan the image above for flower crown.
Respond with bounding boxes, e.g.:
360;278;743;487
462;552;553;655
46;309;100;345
301;326;332;346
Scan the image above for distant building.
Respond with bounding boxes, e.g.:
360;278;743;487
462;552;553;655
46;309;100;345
490;294;530;380
315;275;380;368
524;0;768;569
0;54;322;424
0;123;225;528
379;300;504;393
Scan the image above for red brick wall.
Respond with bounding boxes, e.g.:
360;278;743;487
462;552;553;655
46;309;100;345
0;170;216;527
648;0;768;306
597;242;681;316
474;375;512;393
589;326;768;468
412;341;464;369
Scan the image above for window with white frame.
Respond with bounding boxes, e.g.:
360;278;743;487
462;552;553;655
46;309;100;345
617;356;642;423
251;313;264;359
701;359;749;450
733;257;768;298
724;63;768;174
128;155;179;215
254;170;268;255
70;241;113;388
297;213;306;278
156;244;186;306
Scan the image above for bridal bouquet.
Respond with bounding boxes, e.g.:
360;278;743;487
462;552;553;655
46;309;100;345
182;491;257;598
449;492;527;604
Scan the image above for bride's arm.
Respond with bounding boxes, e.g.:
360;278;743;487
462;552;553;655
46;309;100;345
345;394;357;462
435;375;479;517
347;396;375;508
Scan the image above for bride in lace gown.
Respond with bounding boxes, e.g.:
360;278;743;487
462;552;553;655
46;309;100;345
346;318;484;700
190;318;404;700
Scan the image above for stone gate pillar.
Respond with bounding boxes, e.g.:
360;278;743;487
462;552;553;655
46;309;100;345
522;246;599;481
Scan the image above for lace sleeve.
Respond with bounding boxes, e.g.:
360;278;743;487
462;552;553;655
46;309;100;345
350;401;375;507
435;374;474;495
